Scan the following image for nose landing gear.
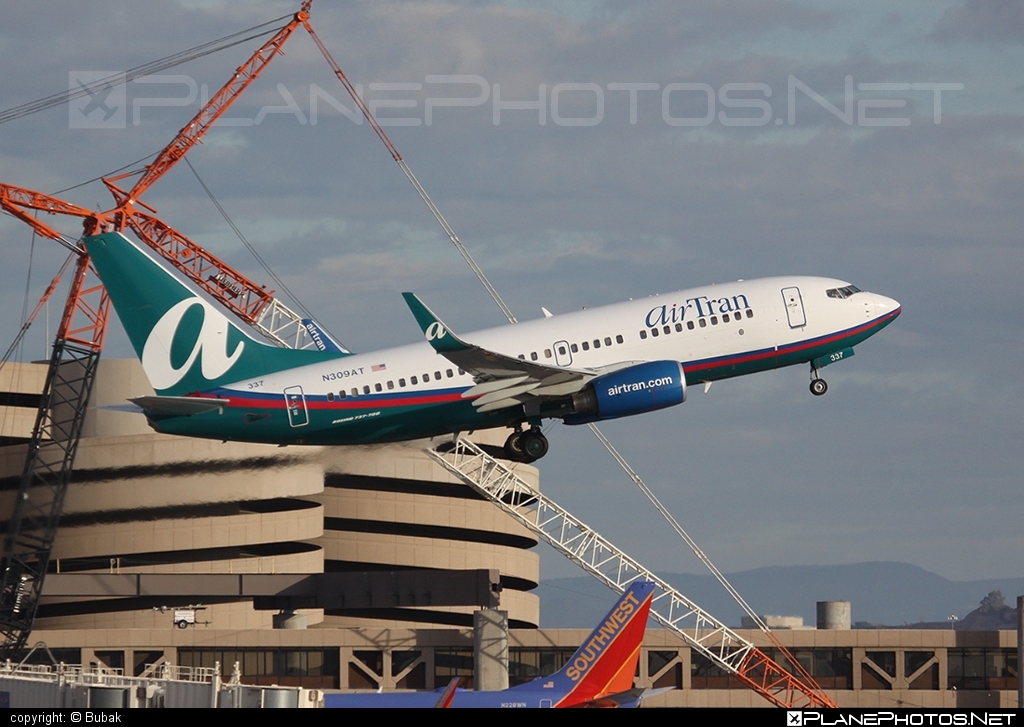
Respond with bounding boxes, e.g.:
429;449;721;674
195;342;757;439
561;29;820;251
503;427;549;463
809;365;828;396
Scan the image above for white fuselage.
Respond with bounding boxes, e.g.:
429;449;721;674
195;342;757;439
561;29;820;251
230;276;899;401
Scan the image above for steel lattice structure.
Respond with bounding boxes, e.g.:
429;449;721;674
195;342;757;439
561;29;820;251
0;258;109;658
428;437;837;709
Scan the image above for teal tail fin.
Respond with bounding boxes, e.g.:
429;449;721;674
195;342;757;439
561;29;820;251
85;232;347;397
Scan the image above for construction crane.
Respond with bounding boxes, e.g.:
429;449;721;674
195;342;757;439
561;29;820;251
0;3;330;354
2;4;839;707
430;437;837;708
0;253;108;659
0;2;323;660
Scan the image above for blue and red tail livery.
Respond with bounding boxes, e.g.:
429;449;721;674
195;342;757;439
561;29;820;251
324;581;657;708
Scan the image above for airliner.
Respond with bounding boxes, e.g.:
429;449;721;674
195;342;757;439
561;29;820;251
324;581;657;708
85;231;901;462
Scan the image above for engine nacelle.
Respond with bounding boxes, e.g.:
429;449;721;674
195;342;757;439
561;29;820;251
563;360;686;425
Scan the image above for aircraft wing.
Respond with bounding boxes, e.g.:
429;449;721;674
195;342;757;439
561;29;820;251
402;292;600;413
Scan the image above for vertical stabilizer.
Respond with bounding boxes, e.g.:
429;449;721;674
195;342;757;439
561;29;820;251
85;232;346;397
513;581;655;707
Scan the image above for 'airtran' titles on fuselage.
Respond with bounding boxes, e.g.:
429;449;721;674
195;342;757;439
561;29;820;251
645;293;751;328
564;590;641;682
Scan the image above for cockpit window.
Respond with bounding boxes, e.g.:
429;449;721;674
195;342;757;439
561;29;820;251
826;285;862;299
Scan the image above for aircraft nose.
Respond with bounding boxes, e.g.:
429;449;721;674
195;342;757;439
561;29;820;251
873;293;901;318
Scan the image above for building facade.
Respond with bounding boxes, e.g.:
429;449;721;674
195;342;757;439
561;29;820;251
0;359;539;631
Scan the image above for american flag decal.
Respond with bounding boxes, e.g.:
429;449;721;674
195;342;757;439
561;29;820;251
371;363;387;372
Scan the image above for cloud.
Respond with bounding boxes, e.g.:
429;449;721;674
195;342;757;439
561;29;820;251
932;0;1024;43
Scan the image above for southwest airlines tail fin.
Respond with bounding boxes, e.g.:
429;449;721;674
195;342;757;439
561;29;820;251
324;582;657;708
84;232;348;397
517;580;655;708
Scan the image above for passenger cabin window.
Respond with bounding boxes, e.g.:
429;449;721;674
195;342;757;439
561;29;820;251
674;323;683;332
327;392;335;402
615;335;623;344
639;330;647;340
558;346;566;355
387;381;394;390
711;316;718;325
723;313;730;322
411;376;418;385
530;352;538;361
338;391;346;399
434;371;441;380
593;339;601;349
746;309;754;318
374;383;382;392
687;321;694;330
582;341;590;350
571;343;579;352
399;378;406;387
663;325;670;335
604;337;612;346
651;328;659;337
699;319;707;328
544;349;552;359
363;385;370;394
446;369;453;378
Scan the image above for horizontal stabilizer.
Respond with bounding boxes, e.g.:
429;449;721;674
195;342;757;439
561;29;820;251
129;396;230;417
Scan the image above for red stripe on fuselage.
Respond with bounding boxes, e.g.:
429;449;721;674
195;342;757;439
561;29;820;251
190;390;469;411
685;308;900;374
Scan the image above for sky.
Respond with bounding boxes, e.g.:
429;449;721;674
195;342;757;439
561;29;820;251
1;1;1022;594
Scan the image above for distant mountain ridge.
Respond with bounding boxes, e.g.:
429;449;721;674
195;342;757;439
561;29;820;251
536;562;1024;628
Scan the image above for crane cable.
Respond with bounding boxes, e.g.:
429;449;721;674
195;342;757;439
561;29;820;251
182;157;347;350
0;14;292;126
307;18;788;640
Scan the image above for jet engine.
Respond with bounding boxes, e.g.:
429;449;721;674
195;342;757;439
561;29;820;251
564;360;686;425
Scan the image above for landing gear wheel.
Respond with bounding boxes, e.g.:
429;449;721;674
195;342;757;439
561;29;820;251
810;378;828;396
503;431;526;461
520;430;549;462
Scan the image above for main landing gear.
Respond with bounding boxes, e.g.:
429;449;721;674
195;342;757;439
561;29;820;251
503;427;549;463
809;365;828;396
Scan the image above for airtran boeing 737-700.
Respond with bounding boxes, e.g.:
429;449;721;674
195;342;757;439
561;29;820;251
85;231;901;462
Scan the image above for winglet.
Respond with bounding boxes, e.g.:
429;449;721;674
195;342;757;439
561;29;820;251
402;292;472;353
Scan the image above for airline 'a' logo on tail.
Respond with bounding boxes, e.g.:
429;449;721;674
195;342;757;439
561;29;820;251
425;322;446;341
142;298;245;390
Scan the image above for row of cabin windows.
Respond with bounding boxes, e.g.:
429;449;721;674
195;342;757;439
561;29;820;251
639;309;754;340
325;368;466;401
518;335;625;362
